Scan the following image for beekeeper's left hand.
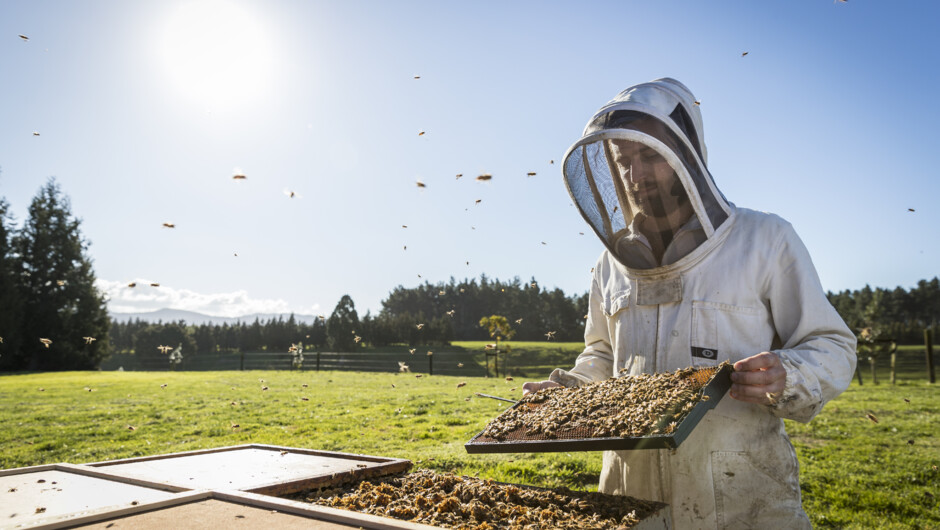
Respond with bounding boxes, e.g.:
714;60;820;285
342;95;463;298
730;351;786;405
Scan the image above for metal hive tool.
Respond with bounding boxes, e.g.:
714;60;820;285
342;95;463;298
465;363;732;454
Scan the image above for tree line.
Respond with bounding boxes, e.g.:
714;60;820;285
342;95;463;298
827;278;940;343
109;279;591;359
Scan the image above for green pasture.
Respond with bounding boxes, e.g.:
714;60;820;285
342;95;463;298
0;344;937;528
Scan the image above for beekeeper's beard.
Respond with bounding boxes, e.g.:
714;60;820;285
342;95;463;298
626;172;693;261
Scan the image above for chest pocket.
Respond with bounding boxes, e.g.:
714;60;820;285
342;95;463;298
603;290;631;317
691;300;763;366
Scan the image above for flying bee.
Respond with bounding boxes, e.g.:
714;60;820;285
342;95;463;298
302;383;308;388
415;374;423;378
39;338;52;348
741;51;749;57
280;450;289;455
127;425;136;431
354;335;362;343
35;508;46;514
402;225;408;228
162;222;175;228
694;100;701;106
414;75;421;79
33;131;40;136
908;208;915;212
550;159;554;164
541;241;547;245
283;189;300;199
409;348;416;354
903;398;910;403
150;282;160;287
426;351;433;356
157;345;171;354
505;377;513;382
515;318;523;324
544;331;556;340
439;290;445;295
485;344;496;350
416;323;425;330
457;382;467;388
418;130;425;136
83;336;96;344
446;309;455;317
56;280;66;286
475;199;482;204
301;397;309;401
231;423;239;429
127;282;137;288
457;363;464;368
317;315;325;320
476;173;492;181
866;413;878;423
416;180;426;188
19;34;29;41
527;172;536;177
398;362;410;373
262;386;269;391
456;173;463;179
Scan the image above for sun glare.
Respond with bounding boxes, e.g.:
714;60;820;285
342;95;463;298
157;0;273;109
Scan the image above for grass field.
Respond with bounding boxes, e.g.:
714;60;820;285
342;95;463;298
1;345;937;528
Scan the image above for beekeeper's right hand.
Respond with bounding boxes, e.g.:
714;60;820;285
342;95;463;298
521;380;563;395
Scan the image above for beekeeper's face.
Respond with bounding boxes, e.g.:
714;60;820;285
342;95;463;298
608;139;687;220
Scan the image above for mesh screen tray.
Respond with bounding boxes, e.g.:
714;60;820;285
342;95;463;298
465;363;732;453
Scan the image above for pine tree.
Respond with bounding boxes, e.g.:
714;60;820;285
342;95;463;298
0;193;24;370
14;178;110;370
327;294;360;351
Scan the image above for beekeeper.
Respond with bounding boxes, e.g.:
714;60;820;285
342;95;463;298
523;78;857;528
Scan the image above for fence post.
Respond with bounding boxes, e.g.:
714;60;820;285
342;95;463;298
240;351;244;371
890;352;896;385
926;329;936;384
316;351;321;372
855;365;863;386
429;353;433;376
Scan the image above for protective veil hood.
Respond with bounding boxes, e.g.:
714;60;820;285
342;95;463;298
563;78;733;270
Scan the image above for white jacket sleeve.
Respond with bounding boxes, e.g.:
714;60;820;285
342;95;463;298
765;224;857;423
548;272;614;387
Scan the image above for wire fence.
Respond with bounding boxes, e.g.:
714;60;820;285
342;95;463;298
100;346;937;383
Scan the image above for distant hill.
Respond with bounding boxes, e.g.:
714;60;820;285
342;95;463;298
109;308;320;326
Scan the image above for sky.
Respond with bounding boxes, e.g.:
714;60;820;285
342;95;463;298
1;0;938;318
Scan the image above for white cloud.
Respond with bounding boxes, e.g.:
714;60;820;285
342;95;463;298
96;279;320;317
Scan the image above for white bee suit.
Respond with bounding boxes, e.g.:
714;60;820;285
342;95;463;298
551;79;857;529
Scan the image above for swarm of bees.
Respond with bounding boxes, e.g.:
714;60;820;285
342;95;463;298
480;362;727;441
300;469;663;529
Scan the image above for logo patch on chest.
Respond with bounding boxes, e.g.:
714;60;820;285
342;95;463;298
691;346;718;360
